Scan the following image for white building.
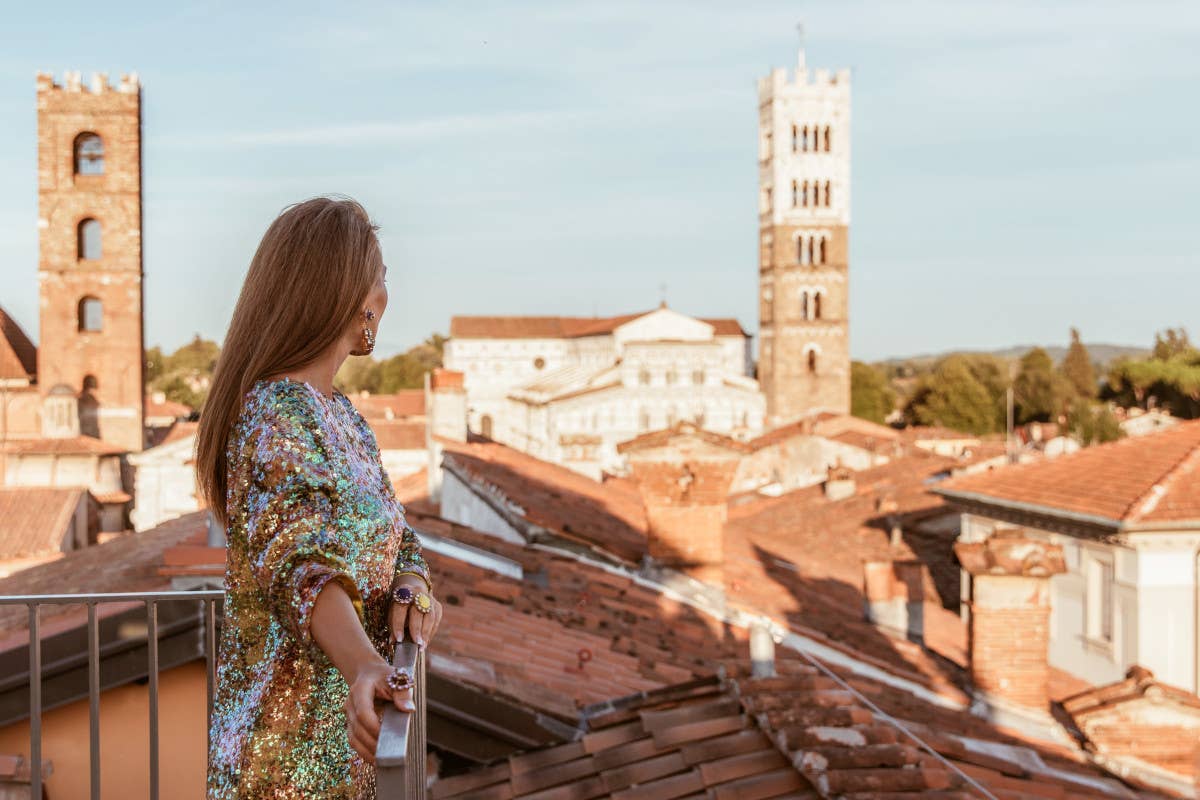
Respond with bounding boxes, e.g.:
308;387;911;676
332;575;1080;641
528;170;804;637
444;307;763;478
936;420;1200;694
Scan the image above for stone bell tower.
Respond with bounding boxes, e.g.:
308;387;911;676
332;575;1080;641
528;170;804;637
36;71;145;451
756;40;851;426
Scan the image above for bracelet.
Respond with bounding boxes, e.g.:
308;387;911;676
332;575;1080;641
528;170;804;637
394;569;433;594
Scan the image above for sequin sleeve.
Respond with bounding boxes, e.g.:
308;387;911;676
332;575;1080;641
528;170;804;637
245;404;362;649
393;519;431;587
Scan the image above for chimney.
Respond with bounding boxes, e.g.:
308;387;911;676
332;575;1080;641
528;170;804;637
823;464;856;502
425;368;467;503
618;422;751;588
749;620;776;677
955;530;1066;712
862;560;926;644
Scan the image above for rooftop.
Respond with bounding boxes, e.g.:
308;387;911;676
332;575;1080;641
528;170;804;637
0;306;36;382
450;312;747;340
936;419;1200;527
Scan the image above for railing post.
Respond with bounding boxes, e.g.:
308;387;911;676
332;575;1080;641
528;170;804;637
375;633;426;798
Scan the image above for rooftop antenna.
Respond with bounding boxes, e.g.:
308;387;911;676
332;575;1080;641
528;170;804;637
796;21;807;70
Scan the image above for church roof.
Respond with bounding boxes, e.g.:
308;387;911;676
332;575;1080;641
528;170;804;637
450;312;747;340
0;307;36;382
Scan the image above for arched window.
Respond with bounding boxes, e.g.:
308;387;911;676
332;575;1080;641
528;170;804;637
824;127;831;152
819;236;828;264
797;235;809;265
480;415;494;439
639;369;651;386
74;133;104;176
791;124;799;153
800;291;809;320
824;181;832;207
813;182;822;207
814;292;823;319
801;180;809;207
801;126;809;152
807;350;818;374
791;179;799;208
808;237;816;265
78;296;103;332
78;219;101;260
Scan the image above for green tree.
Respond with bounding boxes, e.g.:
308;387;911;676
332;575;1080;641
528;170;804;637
851;361;896;424
335;333;446;393
145;346;164;384
1066;401;1123;446
906;355;1000;434
1061;328;1097;399
1104;328;1200;418
1013;347;1070;424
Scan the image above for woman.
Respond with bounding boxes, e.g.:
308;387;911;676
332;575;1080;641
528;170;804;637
196;196;442;798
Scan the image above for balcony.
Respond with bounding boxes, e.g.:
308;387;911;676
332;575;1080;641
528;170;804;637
0;591;427;799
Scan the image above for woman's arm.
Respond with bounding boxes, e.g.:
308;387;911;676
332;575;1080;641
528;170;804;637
312;581;413;764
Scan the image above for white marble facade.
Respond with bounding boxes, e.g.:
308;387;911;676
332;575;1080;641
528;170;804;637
445;307;764;478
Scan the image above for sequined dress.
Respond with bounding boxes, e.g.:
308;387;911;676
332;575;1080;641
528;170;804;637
207;377;430;799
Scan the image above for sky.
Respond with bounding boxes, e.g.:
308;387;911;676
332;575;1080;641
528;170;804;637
0;0;1197;361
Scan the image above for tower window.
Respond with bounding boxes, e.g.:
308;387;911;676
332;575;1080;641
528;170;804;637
819;236;828;264
74;133;104;176
802;126;809;152
797;235;809;265
791;180;799;208
791;124;798;153
802;180;809;207
824;127;832;152
824;180;832;207
800;291;809;320
78;219;102;260
814;292;823;319
807;350;818;374
78;296;103;332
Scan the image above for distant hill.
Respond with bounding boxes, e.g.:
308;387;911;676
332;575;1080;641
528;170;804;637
877;343;1150;369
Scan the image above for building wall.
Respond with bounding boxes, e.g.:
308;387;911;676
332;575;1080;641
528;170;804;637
961;513;1200;693
757;51;851;424
0;661;208;800
439;470;524;545
36;72;144;452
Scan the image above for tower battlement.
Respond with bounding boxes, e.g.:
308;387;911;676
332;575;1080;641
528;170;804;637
758;65;851;102
36;71;140;95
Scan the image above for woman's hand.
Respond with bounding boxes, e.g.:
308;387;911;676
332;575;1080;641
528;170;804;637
344;657;414;764
388;575;443;648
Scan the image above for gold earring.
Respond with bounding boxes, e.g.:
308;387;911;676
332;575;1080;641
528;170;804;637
358;308;376;355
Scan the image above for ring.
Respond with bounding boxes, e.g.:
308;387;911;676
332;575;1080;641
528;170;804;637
413;591;433;614
386;667;414;692
392;586;416;605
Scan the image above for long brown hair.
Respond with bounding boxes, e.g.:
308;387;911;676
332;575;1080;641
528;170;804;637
196;196;382;526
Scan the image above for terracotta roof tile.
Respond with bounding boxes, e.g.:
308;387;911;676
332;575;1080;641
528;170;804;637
370;419;426;450
937;420;1200;525
450;313;747;340
0;306;36;381
0;487;88;561
348;390;426;419
1;436;127;456
144;394;193;419
441;442;647;564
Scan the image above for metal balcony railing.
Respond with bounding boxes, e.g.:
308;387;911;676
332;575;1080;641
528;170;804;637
0;591;426;799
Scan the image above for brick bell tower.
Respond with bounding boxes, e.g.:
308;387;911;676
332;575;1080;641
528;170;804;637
757;40;851;426
36;71;145;451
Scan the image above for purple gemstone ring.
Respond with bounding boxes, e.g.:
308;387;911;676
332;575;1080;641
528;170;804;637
386;667;413;693
392;586;416;605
